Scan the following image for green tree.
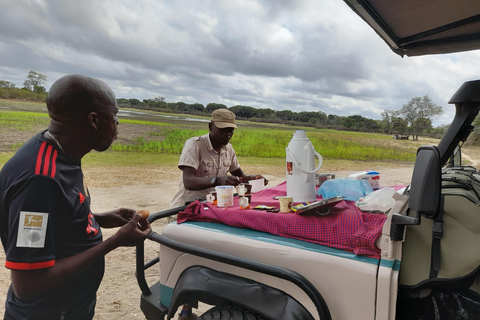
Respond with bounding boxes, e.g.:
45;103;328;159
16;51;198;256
23;71;47;93
189;103;205;113
327;114;343;128
152;96;165;103
205;103;227;114
170;102;189;113
413;117;432;135
255;108;276;119
0;80;16;89
381;110;408;135
275;110;295;122
381;110;395;134
128;98;142;106
229;105;257;118
399;95;443;140
392;116;409;135
295;111;327;125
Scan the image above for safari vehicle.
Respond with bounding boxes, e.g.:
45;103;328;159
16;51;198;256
136;1;480;319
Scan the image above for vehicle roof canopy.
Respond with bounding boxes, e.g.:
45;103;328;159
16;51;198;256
343;0;480;57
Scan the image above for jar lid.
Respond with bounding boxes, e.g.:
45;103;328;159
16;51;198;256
215;185;234;190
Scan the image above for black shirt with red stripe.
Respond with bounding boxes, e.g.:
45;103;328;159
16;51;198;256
0;131;104;319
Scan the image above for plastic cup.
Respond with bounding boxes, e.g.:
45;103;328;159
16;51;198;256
239;194;252;209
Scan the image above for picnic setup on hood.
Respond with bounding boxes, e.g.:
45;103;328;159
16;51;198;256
183;129;396;217
176;129;401;260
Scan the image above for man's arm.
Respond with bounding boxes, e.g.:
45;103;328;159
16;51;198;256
182;166;241;190
11;214;150;300
230;168;269;186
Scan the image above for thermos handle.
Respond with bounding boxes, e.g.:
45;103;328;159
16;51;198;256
286;150;323;174
312;151;323;172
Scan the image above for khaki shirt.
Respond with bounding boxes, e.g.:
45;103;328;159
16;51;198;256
169;133;240;208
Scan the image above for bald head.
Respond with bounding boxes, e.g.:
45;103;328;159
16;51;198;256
46;74;117;122
45;74;120;159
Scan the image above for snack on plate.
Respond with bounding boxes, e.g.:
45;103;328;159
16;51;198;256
137;209;150;220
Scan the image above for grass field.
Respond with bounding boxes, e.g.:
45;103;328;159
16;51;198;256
1;99;472;169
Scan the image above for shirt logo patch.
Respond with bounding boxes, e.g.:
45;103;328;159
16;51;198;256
24;214;44;227
17;211;49;248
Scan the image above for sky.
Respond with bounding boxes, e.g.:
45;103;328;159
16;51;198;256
1;0;479;127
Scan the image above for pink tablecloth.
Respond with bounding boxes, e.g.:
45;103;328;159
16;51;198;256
178;182;389;259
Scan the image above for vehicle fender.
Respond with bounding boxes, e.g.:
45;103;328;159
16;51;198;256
167;266;314;320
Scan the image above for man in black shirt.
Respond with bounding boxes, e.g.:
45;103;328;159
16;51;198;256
0;74;151;319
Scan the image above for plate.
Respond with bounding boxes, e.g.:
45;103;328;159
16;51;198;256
294;196;344;216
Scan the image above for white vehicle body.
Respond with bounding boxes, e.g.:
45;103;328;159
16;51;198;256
159;218;401;320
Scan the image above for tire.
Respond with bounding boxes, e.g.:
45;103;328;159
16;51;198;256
198;303;270;320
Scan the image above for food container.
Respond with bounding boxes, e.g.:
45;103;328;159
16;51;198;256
215;186;234;207
348;170;380;190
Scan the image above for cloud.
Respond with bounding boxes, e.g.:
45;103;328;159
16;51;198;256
0;0;479;126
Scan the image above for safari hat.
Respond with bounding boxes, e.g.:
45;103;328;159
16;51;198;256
211;109;238;129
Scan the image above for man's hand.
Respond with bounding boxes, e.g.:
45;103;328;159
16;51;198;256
93;208;135;228
113;214;152;247
217;175;241;186
242;175;269;186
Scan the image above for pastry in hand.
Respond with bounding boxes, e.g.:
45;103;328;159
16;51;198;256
137;209;150;220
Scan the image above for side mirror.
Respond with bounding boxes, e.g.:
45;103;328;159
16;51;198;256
409;145;442;219
391;146;441;239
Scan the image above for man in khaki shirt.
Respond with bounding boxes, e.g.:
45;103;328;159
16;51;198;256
170;109;268;319
169;109;268;208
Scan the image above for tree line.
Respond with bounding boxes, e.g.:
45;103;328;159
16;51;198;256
0;71;48;102
1;71;448;139
117;95;447;139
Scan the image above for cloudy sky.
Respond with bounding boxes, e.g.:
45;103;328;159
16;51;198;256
1;0;479;126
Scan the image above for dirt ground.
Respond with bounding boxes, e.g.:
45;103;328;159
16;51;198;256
0;161;417;319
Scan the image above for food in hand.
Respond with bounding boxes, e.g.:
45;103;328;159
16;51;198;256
137;209;150;220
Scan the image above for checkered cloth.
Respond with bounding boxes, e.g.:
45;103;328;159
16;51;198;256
178;182;390;258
